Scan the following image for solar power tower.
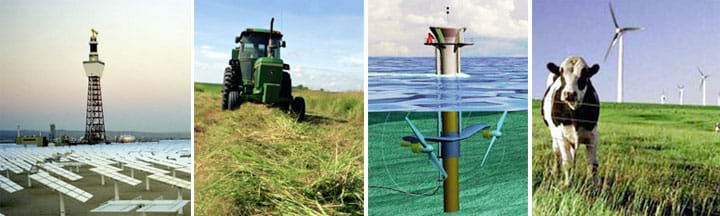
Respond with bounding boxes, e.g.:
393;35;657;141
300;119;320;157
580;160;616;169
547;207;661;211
83;29;107;144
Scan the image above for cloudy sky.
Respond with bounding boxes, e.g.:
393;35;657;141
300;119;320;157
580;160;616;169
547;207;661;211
0;0;192;132
533;0;720;105
194;0;364;92
369;0;528;57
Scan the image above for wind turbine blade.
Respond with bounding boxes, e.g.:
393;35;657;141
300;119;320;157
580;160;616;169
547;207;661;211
698;66;705;76
622;27;644;32
609;1;619;28
604;33;621;62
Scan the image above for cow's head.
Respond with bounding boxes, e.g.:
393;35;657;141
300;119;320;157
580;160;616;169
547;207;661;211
547;56;599;110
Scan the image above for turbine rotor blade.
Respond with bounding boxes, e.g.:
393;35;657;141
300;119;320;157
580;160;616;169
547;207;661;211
604;33;621;62
622;27;644;32
609;1;619;28
697;66;705;76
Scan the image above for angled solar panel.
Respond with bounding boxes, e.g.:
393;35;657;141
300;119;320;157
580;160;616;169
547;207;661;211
42;163;82;181
147;174;190;190
125;163;170;175
0;159;23;174
30;172;92;202
10;159;33;171
0;175;23;193
174;167;191;174
136;200;189;213
89;168;141;186
90;201;139;213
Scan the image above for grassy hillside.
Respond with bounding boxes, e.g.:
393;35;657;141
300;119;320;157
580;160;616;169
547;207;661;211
368;111;528;215
532;101;720;215
194;83;363;215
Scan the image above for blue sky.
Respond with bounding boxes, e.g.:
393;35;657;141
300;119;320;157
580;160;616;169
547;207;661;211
194;0;364;91
533;0;720;105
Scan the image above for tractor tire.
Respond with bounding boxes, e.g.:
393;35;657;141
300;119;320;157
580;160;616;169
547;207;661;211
228;91;241;110
278;72;292;111
291;97;306;121
222;67;233;110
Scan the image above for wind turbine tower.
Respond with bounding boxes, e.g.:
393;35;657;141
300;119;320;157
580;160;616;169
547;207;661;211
660;91;666;104
677;85;684;105
698;67;711;106
83;29;107;144
604;1;643;103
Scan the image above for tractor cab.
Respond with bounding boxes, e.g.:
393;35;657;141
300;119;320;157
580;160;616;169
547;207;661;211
232;29;287;84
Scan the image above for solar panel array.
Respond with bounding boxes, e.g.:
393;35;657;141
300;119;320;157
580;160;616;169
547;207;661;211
89;168;141;186
0;175;23;193
0;141;190;213
30;172;93;203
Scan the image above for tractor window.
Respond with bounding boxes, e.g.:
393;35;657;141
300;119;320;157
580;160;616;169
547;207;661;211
239;33;282;58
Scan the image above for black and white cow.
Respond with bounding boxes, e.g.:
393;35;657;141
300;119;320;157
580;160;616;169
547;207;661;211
541;56;600;186
715;122;720;133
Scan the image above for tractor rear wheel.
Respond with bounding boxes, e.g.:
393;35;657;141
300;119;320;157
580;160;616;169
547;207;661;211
222;67;233;110
228;91;241;110
291;97;306;121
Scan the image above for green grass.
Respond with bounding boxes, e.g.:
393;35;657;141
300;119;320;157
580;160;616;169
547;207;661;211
194;82;364;215
368;111;528;215
532;101;720;215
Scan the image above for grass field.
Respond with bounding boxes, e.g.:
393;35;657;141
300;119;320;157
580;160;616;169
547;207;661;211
532;101;720;215
368;111;528;215
193;83;363;215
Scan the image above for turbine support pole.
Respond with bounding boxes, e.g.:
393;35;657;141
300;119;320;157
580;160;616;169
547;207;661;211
617;36;624;103
440;111;460;212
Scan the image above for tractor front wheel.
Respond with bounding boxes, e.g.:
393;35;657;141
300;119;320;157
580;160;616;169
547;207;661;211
291;97;306;121
228;91;241;110
222;67;233;111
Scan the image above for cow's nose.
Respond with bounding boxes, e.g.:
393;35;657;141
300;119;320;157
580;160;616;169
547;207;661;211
564;91;577;102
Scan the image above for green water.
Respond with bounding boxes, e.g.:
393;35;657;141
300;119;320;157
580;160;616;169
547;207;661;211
368;111;528;215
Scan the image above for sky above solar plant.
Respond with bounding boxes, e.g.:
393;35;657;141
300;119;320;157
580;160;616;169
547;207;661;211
0;0;192;132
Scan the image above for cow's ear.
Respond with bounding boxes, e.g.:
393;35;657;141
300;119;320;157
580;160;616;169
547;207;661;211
584;64;600;78
547;62;560;76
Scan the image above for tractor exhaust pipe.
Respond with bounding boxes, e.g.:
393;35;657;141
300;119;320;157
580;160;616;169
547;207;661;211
268;17;275;57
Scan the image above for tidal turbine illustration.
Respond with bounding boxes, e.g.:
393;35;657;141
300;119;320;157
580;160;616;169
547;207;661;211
604;1;643;103
399;111;507;212
698;66;711;106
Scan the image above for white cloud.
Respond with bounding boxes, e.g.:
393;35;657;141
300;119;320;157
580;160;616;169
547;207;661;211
337;54;364;68
198;45;228;60
369;0;528;56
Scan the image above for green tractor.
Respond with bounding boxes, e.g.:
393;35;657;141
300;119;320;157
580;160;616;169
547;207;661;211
222;18;306;120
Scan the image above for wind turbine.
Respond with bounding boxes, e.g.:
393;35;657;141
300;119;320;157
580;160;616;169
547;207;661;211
677;84;685;105
698;66;711;106
604;1;643;103
660;90;666;104
717;91;720;106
